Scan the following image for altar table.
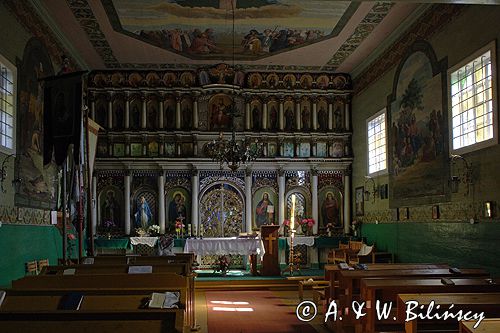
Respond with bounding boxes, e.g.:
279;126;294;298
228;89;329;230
184;237;265;275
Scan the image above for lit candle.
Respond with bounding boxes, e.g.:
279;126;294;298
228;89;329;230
188;224;192;237
290;194;296;236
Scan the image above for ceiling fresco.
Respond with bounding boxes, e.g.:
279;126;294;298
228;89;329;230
102;0;358;60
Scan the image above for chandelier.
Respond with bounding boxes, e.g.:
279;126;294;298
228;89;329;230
205;2;262;171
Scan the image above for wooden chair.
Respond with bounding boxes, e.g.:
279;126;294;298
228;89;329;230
38;259;49;273
26;261;38;275
348;244;374;265
330;242;349;263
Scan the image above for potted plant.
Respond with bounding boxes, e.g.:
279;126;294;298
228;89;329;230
103;220;116;239
175;219;185;238
214;255;230;276
282;219;290;237
300;218;315;236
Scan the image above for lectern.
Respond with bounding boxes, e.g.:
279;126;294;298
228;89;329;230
260;225;280;276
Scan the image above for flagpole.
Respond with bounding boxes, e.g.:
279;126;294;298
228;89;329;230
85;98;94;257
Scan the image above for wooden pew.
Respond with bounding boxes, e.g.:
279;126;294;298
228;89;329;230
325;263;450;302
11;273;191;331
397;293;500;333
359;277;500;333
40;263;190;276
0;292;184;333
82;253;195;266
460;318;500;333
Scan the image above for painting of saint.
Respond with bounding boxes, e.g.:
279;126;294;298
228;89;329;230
168;192;187;228
318;105;327;131
135;196;152;229
321;192;339;227
301;105;311;131
209;95;232;130
285;106;294;131
268;105;278;130
102;190;118;224
252;104;261;130
255;192;274;228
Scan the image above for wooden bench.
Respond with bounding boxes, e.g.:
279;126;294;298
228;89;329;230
0;292;185;333
40;263;191;276
460;318;500;333
397;293;500;333
82;253;195;266
359;277;500;333
11;272;192;331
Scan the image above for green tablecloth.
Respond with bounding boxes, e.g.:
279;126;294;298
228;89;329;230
94;238;131;249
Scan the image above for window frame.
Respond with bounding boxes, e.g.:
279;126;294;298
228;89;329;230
0;53;16;155
448;40;498;155
366;108;388;177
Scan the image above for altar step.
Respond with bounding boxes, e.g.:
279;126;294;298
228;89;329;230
195;277;299;291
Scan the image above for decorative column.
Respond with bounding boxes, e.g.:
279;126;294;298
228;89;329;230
158;171;166;233
108;93;113;129
193;96;199;130
328;100;333;130
91;175;97;236
141;95;147;129
175;96;181;130
311;168;318;234
278;98;284;131
159;97;164;129
124;92;130;129
295;99;301;131
245;100;251;130
124;172;131;235
191;168;199;236
278;168;285;228
90;95;95;120
245;168;253;233
343;170;351;235
344;96;351;131
262;99;268;130
312;98;318;130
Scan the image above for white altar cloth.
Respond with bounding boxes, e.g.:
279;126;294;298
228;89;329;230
286;236;315;247
184;237;265;258
130;237;158;247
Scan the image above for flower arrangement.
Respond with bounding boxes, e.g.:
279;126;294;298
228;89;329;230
282;219;290;236
136;227;149;237
213;255;230;275
148;224;161;236
103;220;116;231
175;219;185;238
67;233;76;260
351;220;361;236
326;223;335;237
299;218;315;235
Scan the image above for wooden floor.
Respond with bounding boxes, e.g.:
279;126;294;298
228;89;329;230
195;288;330;332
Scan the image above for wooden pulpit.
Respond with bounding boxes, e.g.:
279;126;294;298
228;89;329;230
260;225;280;276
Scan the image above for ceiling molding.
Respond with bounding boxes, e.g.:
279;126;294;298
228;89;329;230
30;0;89;70
327;1;396;67
353;3;467;95
350;3;432;80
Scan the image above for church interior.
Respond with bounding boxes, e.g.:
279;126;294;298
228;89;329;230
0;1;499;332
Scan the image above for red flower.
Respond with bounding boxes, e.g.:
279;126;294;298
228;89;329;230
67;233;76;240
283;220;290;226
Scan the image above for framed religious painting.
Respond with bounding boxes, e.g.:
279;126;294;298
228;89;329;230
148;141;159;157
130;143;142;157
113;143;125;157
283;142;294;157
267;142;277;157
355;186;364;216
316;142;327;157
165;143;176;157
299;142;310;157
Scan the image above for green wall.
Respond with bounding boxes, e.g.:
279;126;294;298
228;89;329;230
351;5;500;274
361;222;500;277
0;224;63;287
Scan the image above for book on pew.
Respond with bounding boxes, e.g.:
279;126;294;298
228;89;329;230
449;267;462;274
441;277;455;285
128;265;153;274
58;292;84;310
148;292;180;309
82;257;94;265
63;268;76;275
338;263;353;270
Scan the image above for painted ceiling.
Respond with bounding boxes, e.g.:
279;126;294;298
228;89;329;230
38;0;424;72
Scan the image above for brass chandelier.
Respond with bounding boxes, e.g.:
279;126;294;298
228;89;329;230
205;2;262;171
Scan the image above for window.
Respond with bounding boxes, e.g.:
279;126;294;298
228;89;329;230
0;54;15;153
367;109;387;175
449;41;497;154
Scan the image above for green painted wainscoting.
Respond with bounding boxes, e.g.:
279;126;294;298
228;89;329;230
0;224;63;287
361;222;500;277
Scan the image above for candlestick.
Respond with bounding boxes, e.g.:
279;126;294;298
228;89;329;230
188;224;192;237
290;194;296;232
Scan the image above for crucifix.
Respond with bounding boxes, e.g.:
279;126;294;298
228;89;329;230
264;234;277;255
